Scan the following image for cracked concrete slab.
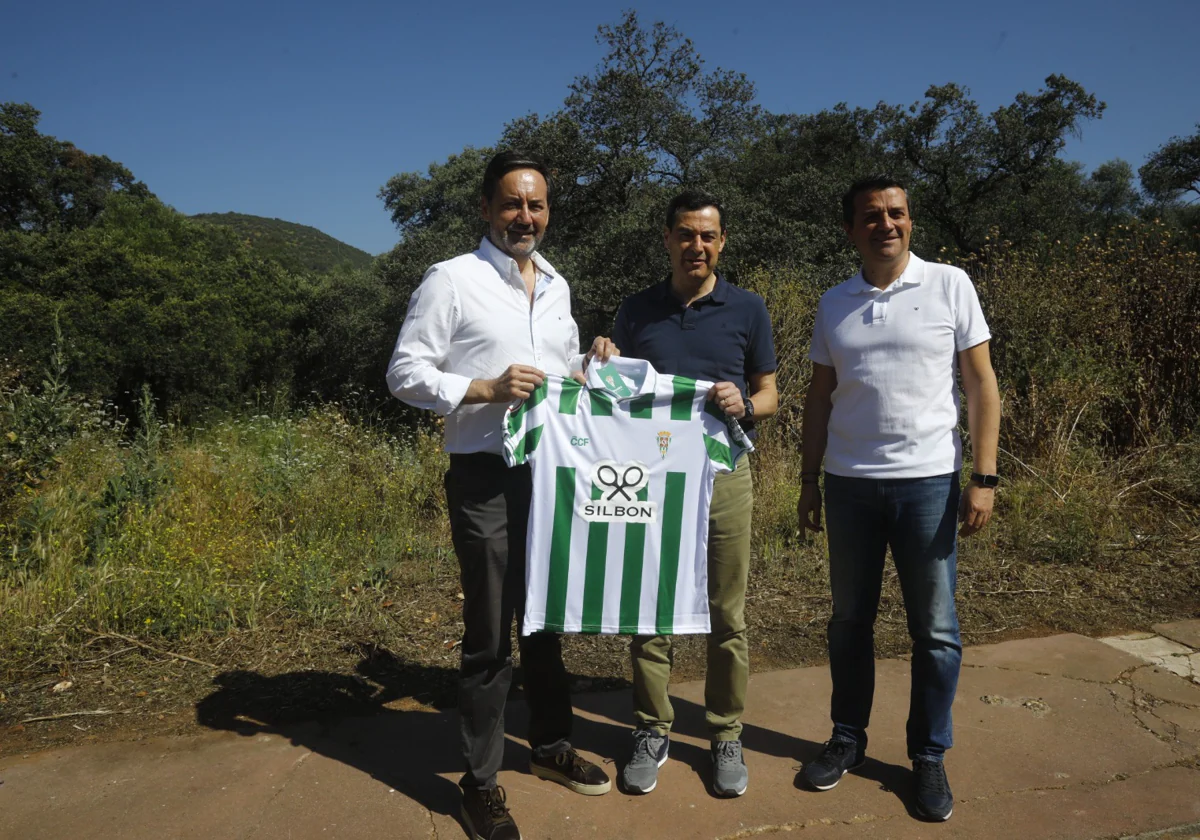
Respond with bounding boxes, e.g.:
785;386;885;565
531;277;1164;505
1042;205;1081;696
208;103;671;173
1156;703;1200;733
0;732;309;840
240;745;437;840
1130;666;1200;708
1154;621;1200;650
1101;634;1195;660
719;765;1200;839
1121;822;1200;840
1;633;1198;840
1102;635;1199;682
962;633;1147;682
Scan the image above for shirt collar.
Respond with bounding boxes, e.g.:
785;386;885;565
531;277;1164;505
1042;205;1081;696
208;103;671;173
585;356;659;401
850;252;926;295
654;273;730;306
477;236;559;291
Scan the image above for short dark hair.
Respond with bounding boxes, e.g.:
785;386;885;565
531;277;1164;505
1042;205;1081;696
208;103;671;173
842;176;909;227
664;189;726;231
481;150;550;203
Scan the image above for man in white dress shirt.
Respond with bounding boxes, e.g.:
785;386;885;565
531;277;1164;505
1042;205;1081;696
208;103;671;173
387;151;612;840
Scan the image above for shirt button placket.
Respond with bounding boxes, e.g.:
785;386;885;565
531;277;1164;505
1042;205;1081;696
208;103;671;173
530;271;543;364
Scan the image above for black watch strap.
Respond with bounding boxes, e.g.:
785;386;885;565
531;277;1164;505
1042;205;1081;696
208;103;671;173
971;472;1000;488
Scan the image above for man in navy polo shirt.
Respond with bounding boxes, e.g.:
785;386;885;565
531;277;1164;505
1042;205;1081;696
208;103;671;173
612;189;778;797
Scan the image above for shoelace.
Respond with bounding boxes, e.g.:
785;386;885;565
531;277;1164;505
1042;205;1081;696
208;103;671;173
714;741;741;767
484;786;511;819
630;732;661;762
821;739;856;765
555;749;587;771
914;760;949;797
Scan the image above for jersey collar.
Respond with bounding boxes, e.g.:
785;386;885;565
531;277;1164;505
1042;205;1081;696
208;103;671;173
585;356;660;401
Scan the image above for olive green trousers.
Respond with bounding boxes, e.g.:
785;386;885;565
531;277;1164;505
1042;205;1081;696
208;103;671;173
630;453;752;741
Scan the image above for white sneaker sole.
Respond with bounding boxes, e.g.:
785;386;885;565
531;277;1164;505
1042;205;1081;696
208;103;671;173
714;780;748;797
530;761;612;795
806;758;866;791
916;804;953;821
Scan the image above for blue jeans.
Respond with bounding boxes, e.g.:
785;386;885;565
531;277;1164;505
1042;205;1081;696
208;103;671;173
823;472;962;760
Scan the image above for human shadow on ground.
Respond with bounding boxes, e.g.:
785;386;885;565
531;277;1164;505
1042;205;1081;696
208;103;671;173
193;642;633;826
195;642;918;827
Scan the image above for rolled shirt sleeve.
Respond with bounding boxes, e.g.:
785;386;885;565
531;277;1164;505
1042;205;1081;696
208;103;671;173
385;267;473;416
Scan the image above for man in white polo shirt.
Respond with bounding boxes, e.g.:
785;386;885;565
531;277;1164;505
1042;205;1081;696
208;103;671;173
796;177;1000;823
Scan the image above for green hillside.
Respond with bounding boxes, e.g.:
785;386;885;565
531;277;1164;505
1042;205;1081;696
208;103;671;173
191;212;375;274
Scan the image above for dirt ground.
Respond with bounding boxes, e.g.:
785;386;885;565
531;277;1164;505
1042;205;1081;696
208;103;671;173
4;547;1197;759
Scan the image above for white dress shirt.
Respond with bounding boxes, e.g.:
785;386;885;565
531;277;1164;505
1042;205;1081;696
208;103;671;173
386;237;584;455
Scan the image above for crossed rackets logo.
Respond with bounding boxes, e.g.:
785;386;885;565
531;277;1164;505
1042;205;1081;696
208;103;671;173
590;459;651;501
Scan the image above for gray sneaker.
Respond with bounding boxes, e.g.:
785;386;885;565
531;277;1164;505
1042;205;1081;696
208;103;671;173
621;729;669;794
711;740;748;797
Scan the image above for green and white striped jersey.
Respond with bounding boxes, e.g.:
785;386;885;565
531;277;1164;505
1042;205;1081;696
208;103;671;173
502;357;752;636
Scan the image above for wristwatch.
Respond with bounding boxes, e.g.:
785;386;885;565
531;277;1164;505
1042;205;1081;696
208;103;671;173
743;397;755;419
970;472;1000;488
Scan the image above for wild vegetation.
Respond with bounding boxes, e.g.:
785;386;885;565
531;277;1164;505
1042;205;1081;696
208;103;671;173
0;12;1197;743
191;212;375;274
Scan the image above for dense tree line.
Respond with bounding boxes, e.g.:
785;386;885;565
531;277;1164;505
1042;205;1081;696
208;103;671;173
1;11;1197;426
378;13;1196;339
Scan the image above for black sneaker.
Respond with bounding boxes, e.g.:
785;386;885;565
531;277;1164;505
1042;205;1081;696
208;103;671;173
530;748;612;795
801;738;865;791
913;757;954;821
461;785;522;840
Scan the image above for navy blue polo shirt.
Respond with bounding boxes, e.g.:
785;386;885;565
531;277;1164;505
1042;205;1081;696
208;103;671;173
612;275;777;437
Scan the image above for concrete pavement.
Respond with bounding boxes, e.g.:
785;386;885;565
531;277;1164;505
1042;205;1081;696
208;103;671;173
2;627;1199;839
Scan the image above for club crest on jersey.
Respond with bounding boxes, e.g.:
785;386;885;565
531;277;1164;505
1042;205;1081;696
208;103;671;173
579;459;657;524
656;431;671;459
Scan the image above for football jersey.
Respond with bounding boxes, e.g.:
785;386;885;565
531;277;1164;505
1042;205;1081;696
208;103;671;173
502;356;752;636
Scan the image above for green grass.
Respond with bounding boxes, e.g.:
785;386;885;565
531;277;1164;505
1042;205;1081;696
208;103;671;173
1;405;453;672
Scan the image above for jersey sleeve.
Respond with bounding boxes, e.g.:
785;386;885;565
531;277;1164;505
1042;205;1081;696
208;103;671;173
700;397;755;475
502;378;553;467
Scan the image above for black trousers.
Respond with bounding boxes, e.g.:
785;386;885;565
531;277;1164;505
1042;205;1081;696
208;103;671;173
445;453;573;789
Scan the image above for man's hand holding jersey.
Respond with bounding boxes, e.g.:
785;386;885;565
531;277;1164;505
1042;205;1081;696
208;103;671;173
573;335;621;384
465;364;546;403
709;381;746;419
584;336;620;370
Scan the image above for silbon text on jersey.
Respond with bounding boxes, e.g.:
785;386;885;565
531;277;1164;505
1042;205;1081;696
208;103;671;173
578;459;657;523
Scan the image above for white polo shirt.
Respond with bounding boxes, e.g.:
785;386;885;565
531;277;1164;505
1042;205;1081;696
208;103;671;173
386;238;584;455
809;253;991;479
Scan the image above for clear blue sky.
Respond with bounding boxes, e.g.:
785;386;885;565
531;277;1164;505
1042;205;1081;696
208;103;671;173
4;1;1197;255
